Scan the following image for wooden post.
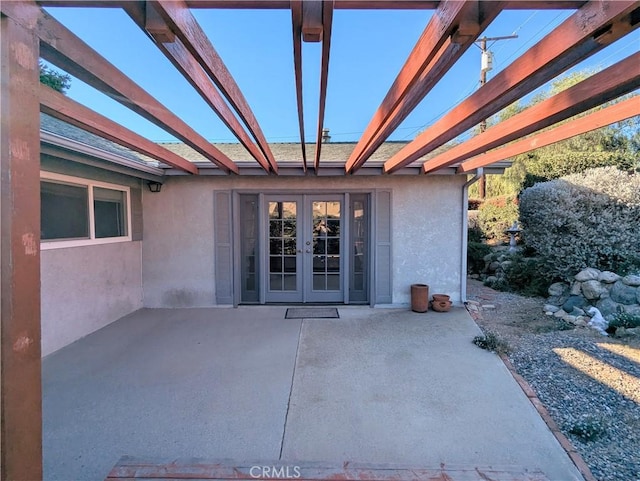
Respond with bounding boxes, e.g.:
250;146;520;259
0;13;43;481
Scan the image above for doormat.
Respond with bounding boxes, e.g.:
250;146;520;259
285;307;339;319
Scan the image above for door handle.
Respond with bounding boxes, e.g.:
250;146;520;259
297;249;302;253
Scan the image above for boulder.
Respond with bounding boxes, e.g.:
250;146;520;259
622;304;640;317
575;268;601;282
548;282;568;297
488;261;501;272
554;309;567;318
483;253;494;263
543;304;561;313
610;281;638;305
501;260;513;270
622;274;640;287
596;297;623;322
485;276;498;284
598;271;621;284
570;282;583;296
562;314;577;324
547;294;570;307
570;307;586;317
574;317;589;327
563;295;588;312
581;280;608;300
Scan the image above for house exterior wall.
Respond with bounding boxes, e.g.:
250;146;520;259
41;241;143;356
142;174;466;308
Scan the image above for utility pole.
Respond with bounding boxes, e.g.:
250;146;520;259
476;34;518;199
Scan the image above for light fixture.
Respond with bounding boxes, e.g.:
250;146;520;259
147;181;162;193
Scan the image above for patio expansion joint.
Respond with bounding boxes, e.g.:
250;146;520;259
279;318;304;460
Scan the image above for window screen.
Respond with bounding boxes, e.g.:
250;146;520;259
41;181;89;240
94;187;127;238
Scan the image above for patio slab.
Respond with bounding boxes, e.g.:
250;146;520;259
42;306;583;481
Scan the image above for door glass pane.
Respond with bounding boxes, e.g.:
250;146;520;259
349;195;369;302
311;200;340;291
269;201;297;292
240;195;259;302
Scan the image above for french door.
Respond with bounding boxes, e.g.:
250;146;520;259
265;195;343;303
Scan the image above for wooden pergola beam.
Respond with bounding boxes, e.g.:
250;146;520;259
36;1;587;9
151;0;278;173
1;14;43;481
346;0;504;173
291;0;307;170
40;84;200;175
122;3;270;173
314;0;334;171
421;53;640;173
457;96;640;173
0;1;240;174
383;0;640;174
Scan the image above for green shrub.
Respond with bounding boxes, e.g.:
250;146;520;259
467;225;485;243
609;309;640;330
472;332;511;355
467;242;491;274
519;167;640;281
569;415;607;442
477;196;519;241
502;254;551;297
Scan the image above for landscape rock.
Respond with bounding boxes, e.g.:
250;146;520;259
570;282;582;296
547;294;570;307
610;281;638;305
543;304;560;313
485;276;498;284
596;297;623;322
598;271;620;284
548;282;568;297
622;274;640;287
574;317;589;327
563;295;588;312
623;304;640;317
562;314;577;324
575;268;601;282
501;260;513;270
581;280;608;300
627;327;640;337
488;261;501;272
554;309;567;318
483;253;494;263
570;307;585;317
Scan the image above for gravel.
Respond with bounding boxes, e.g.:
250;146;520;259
467;280;640;481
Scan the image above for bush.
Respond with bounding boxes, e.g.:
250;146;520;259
467;225;485;243
502;254;551;297
519;167;640;281
472;332;511;355
477;196;519;241
468;198;483;210
467;242;491;274
608;309;640;330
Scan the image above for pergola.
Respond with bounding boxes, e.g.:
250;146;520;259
1;0;639;477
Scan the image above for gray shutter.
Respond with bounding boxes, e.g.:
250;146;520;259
214;190;233;305
374;190;392;304
131;187;143;241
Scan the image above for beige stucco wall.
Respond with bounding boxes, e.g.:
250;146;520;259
41;241;143;356
142;174;466;308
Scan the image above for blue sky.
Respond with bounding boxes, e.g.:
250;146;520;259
45;5;639;144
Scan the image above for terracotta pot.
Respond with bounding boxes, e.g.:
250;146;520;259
432;294;450;302
410;284;429;313
431;299;452;312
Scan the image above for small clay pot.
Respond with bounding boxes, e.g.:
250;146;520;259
432;294;450;302
431;300;452;312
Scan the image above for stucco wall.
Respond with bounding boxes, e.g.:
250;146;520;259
142;175;466;307
41;242;143;356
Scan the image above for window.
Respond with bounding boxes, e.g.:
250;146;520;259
40;172;131;249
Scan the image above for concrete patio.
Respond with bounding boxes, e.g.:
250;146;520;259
42;307;583;481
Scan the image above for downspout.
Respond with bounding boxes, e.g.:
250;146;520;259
461;168;483;304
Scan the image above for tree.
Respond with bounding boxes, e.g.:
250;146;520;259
39;62;71;93
469;70;639;199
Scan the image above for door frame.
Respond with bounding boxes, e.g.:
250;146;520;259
232;189;377;306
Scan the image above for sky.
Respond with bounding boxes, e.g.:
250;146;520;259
44;4;639;145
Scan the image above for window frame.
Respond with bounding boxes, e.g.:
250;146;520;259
40;172;132;250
